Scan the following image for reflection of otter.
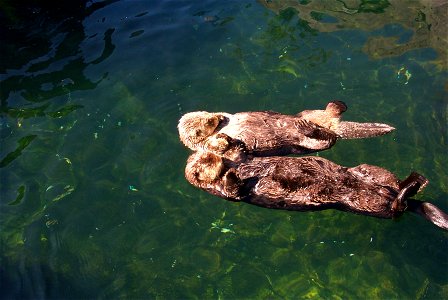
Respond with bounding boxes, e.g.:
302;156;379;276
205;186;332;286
185;152;448;230
178;101;394;161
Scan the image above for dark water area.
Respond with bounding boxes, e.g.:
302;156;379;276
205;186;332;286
1;0;447;298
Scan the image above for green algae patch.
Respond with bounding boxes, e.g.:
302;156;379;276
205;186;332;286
7;185;25;206
0;135;37;168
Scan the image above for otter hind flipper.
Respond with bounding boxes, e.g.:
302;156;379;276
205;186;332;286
398;172;429;194
392;172;429;213
327;100;347;115
294;119;337;147
407;199;448;231
335;121;395;139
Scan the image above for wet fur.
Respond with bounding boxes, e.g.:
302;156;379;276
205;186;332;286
185;152;448;230
179;102;446;231
178;101;395;160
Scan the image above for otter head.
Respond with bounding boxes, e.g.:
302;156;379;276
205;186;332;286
185;152;224;187
178;111;223;150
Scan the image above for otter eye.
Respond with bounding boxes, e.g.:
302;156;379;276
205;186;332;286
195;129;203;136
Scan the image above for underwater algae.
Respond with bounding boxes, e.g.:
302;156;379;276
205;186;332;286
258;0;448;70
0;0;447;298
0;135;37;168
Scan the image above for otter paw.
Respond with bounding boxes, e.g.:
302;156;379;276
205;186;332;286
205;134;231;153
223;169;243;199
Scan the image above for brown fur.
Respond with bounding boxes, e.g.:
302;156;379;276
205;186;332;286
184;152;447;227
179;102;447;230
178;101;395;160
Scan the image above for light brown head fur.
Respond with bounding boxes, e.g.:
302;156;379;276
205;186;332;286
185;152;224;186
178;111;223;150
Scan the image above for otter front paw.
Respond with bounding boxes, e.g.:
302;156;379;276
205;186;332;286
205;133;231;153
223;168;243;200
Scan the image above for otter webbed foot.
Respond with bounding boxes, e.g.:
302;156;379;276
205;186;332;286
297;101;394;140
398;172;428;195
293;119;337;150
296;100;346;131
392;172;429;214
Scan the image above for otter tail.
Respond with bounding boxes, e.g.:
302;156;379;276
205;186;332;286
407;199;448;231
392;172;448;231
336;121;395;139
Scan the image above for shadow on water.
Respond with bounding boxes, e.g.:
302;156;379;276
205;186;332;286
0;0;118;200
0;0;117;107
0;0;119;297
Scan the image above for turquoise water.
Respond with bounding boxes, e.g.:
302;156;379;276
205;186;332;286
1;0;447;298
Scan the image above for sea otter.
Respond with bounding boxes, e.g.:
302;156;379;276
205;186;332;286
178;101;395;161
185;151;448;230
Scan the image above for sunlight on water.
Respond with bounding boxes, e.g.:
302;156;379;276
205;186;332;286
1;0;447;298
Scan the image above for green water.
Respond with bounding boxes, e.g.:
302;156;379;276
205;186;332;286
1;1;447;299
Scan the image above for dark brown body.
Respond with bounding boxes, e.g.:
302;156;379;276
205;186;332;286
235;156;419;218
185;152;448;230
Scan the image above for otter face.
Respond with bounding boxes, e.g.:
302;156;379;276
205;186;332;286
178;112;222;150
185;152;224;186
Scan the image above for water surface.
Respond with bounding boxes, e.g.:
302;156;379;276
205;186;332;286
1;0;447;298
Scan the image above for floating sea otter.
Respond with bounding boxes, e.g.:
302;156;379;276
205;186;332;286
185;151;448;231
178;101;395;161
